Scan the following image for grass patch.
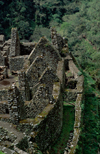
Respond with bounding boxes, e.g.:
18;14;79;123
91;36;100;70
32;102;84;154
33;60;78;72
49;105;75;154
0;152;5;154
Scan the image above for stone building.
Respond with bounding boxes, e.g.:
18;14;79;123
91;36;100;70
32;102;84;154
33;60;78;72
0;28;84;154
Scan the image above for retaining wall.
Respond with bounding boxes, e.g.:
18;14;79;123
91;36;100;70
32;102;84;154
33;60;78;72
64;55;84;154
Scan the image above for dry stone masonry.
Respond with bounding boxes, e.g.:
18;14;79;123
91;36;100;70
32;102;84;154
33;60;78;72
10;28;20;56
0;28;84;154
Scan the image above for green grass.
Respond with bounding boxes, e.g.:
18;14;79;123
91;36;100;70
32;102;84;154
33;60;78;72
0;151;5;154
49;105;75;154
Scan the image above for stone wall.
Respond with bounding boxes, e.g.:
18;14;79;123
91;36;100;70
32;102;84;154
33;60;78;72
25;85;50;119
25;66;60;119
0;35;5;45
18;70;30;101
0;101;8;114
20;42;36;55
0;66;8;80
0;54;4;66
69;60;79;79
8;85;26;124
34;81;62;151
26;56;47;87
64;54;84;154
56;59;65;90
25;81;57;119
51;27;64;53
18;80;63;152
9;56;28;73
64;93;83;154
39;67;59;94
10;28;20;56
35;100;63;151
0;28;84;154
0;89;8;101
28;37;62;72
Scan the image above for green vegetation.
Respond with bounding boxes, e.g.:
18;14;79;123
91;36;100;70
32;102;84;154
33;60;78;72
1;0;100;81
16;137;29;152
49;105;74;154
76;72;99;154
0;151;5;154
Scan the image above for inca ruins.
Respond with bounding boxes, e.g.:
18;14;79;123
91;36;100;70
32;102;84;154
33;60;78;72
0;28;84;154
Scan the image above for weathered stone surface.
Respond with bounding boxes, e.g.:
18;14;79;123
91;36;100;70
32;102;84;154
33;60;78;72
28;37;61;71
0;89;8;101
18;71;30;101
56;59;65;90
51;27;64;52
0;35;5;45
0;28;84;154
34;95;63;151
76;75;84;93
8;85;26;124
25;84;54;118
26;56;47;87
0;54;4;66
39;67;59;84
0;101;8;114
64;89;77;102
9;56;28;72
69;60;79;79
10;28;20;56
52;82;61;101
3;45;10;56
0;66;8;81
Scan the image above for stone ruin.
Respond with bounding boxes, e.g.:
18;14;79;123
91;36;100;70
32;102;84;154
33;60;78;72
0;28;84;154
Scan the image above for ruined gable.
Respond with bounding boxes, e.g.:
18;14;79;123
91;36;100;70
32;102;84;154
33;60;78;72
28;37;62;71
26;83;54;118
26;56;47;87
39;67;59;96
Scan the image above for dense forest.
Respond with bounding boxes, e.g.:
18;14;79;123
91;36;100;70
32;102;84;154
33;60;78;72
0;0;100;153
